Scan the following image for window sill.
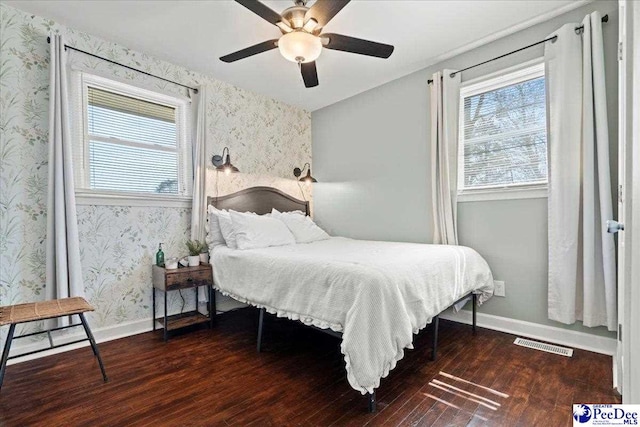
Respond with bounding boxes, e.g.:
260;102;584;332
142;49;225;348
75;191;193;208
457;186;547;203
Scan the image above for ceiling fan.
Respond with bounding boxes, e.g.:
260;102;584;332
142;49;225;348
220;0;394;88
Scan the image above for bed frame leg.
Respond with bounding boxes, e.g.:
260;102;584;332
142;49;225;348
367;391;376;413
431;315;439;361
257;307;265;353
472;293;477;335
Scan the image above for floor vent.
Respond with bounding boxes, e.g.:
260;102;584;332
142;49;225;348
514;337;573;357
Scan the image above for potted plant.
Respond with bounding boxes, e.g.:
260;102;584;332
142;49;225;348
186;240;203;267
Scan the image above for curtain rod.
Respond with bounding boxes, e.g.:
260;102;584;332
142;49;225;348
427;14;608;84
46;36;198;93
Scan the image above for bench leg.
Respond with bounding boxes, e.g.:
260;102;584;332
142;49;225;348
79;313;108;383
257;308;265;353
0;324;16;390
431;315;439;361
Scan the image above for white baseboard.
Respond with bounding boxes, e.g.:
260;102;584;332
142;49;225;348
440;309;617;356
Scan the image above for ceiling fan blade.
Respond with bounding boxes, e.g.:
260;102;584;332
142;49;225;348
300;61;319;88
305;0;350;29
220;39;279;63
322;33;394;58
235;0;282;25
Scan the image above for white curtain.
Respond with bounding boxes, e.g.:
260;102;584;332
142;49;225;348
189;87;208;303
190;86;207;243
546;12;617;331
429;70;461;245
45;35;84;327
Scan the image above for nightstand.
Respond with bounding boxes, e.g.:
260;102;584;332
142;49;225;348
152;264;215;341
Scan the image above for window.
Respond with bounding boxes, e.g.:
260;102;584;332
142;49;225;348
458;62;547;201
74;74;191;205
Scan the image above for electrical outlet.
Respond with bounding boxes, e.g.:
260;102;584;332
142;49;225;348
494;280;506;297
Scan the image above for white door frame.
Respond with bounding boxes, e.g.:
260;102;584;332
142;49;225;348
619;0;640;404
615;0;626;395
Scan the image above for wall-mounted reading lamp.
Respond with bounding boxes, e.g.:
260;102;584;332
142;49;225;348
212;147;239;174
293;163;317;183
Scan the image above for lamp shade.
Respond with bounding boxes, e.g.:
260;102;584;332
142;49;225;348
278;31;322;63
212;148;239;174
293;164;317;183
216;154;239;174
300;169;317;183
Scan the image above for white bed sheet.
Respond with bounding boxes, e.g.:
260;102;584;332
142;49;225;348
211;237;494;394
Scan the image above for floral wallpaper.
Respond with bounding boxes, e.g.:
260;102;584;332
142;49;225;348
0;3;311;345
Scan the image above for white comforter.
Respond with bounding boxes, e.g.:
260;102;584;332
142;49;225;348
211;237;494;394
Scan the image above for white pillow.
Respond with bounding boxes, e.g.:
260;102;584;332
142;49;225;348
217;211;238;249
272;209;330;243
230;210;295;250
206;205;226;248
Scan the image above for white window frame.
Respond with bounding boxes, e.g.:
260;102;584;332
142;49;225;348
72;73;192;207
457;59;548;203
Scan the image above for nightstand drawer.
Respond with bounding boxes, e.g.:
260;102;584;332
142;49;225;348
152;264;213;291
166;269;212;288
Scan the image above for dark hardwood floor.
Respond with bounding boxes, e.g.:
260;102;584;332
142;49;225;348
0;308;620;426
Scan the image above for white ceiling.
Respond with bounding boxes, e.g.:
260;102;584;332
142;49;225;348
5;0;584;111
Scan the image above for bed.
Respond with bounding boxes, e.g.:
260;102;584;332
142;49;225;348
207;187;494;412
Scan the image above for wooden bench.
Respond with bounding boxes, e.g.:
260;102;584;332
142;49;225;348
0;297;108;389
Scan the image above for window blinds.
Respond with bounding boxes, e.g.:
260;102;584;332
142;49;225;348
86;86;181;194
460;76;547;190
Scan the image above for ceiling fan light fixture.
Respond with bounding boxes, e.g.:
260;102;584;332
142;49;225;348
291;16;305;29
221;0;395;89
276;21;293;33
302;18;318;33
278;31;322;63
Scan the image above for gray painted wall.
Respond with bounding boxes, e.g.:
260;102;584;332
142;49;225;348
312;1;618;338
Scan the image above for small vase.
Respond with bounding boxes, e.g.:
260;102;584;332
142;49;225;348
188;255;200;267
199;253;209;264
